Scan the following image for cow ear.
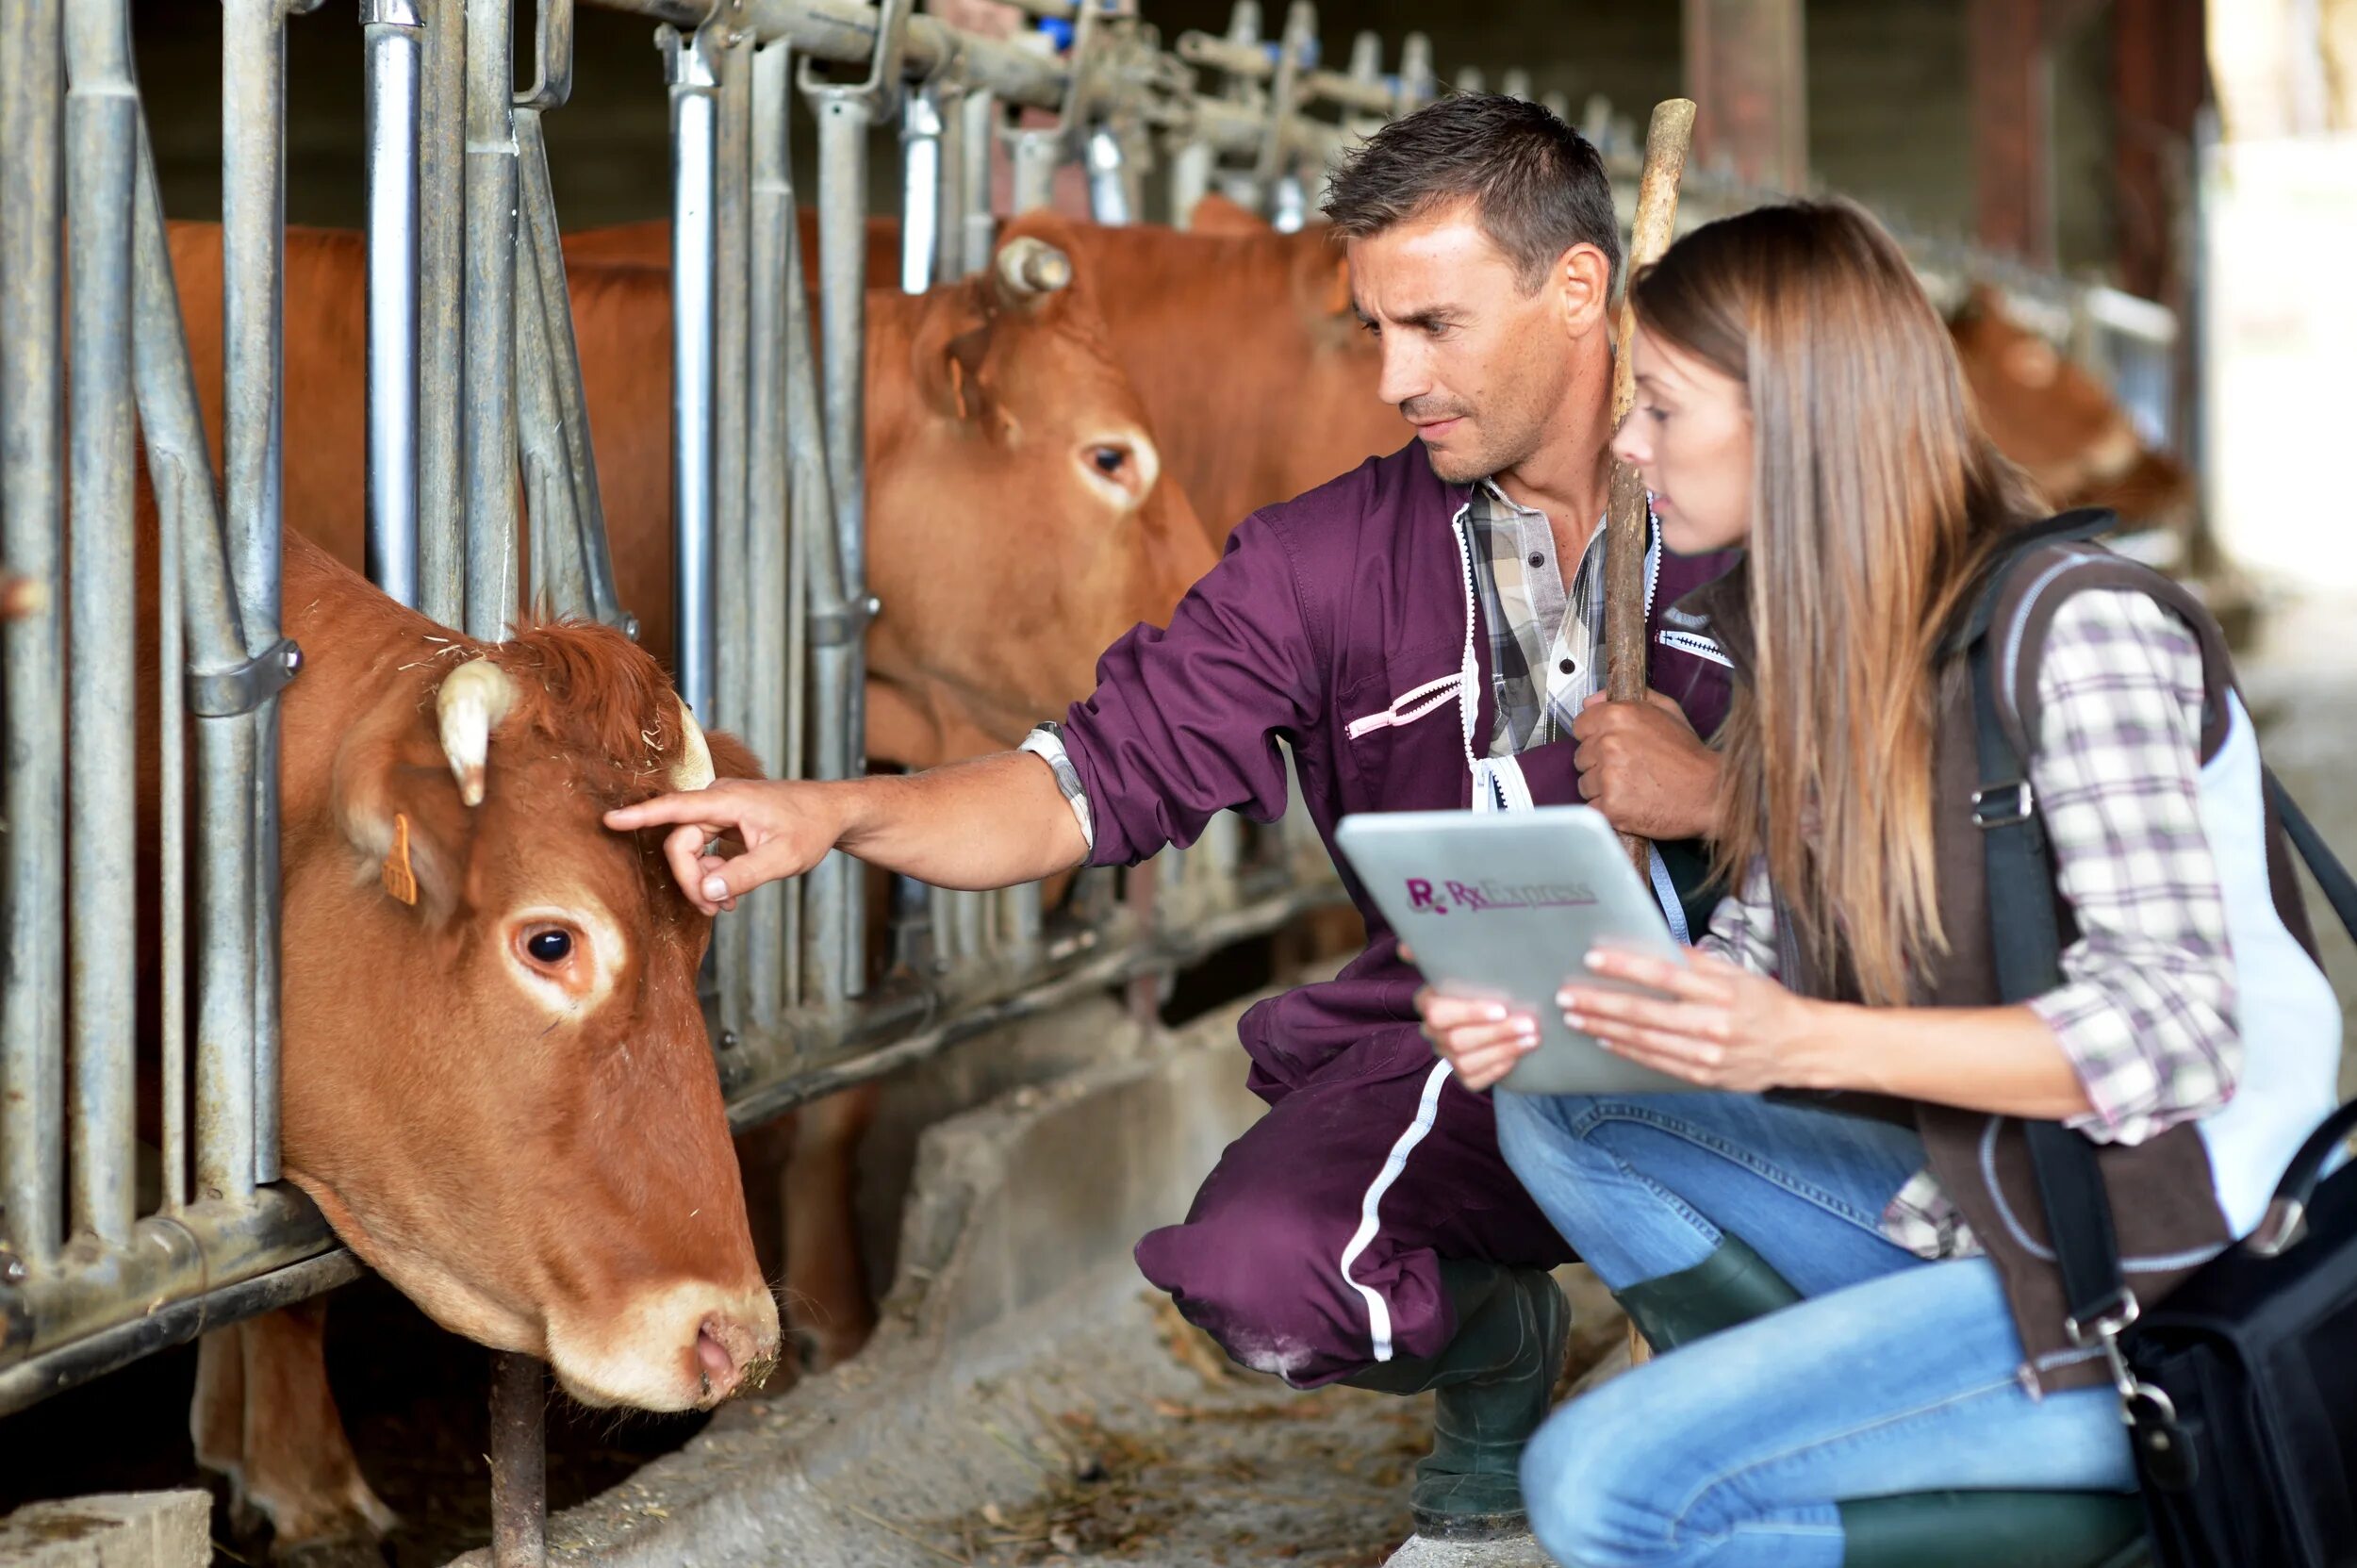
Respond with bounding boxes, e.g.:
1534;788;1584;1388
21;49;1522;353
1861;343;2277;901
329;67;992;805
332;689;481;924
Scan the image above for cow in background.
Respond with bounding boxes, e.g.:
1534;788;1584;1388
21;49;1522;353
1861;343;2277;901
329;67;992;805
564;195;1403;546
1948;283;2199;536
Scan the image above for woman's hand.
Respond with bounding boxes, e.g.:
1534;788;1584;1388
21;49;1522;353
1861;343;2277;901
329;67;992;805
1413;986;1541;1092
1558;948;1828;1092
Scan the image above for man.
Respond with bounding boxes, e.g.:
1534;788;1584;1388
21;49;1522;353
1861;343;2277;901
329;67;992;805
613;96;1737;1541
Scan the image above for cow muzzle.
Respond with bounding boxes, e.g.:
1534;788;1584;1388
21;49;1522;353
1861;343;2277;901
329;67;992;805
544;1279;783;1411
994;237;1073;306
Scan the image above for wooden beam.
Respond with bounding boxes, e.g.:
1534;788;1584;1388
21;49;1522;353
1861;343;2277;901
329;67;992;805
1681;0;1807;190
1969;0;2052;264
2112;0;2207;300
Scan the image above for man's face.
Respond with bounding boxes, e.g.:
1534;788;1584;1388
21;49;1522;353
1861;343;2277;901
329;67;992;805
1346;200;1579;486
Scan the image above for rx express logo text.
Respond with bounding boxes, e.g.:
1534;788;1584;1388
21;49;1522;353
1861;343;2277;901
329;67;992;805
1405;878;1600;916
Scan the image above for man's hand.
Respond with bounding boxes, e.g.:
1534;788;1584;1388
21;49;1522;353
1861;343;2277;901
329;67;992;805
1571;689;1721;841
605;779;848;916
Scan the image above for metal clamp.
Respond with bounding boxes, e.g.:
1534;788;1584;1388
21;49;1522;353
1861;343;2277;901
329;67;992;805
514;0;574;110
358;0;421;28
797;0;912;118
1970;781;2034;829
808;594;882;649
187;638;304;718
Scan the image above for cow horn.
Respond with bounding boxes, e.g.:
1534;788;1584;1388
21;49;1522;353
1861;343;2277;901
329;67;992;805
672;698;717;792
994;238;1073;305
437;657;519;808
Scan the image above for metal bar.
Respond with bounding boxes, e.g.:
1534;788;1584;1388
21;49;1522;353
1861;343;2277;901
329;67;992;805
0;1186;336;1384
1168;138;1211;227
899;86;942;293
512;107;622;628
463;0;520;641
811;91;870;998
511;116;585;621
747;39;794;1030
666;25;718;718
64;0;141;1249
1007;126;1060;213
158;452;189;1215
363;0;424;607
129;116;261;1219
418;0;466;627
221;0;305;1197
488;1352;549;1568
931;79;964;284
712;29;753;1035
958;87;995;278
0;1249;361;1418
1;0;67;1271
1083;124;1129;223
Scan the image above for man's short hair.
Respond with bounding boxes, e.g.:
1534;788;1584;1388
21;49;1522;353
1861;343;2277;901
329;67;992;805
1321;93;1624;295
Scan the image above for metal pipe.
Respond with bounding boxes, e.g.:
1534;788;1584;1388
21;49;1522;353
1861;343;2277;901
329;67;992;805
899;86;942;293
665;25;718;718
1168;138;1211;228
158;452;189;1215
417;0;466;628
711;30;753;1034
958;87;996;278
1083;124;1129;223
488;1353;549;1568
1006;125;1061;213
462;0;519;642
512;107;622;629
931;79;964;285
129;117;262;1213
63;0;140;1249
1;0;67;1270
746;39;794;1030
363;0;424;607
221;0;309;1197
512;134;584;621
806;70;881;1000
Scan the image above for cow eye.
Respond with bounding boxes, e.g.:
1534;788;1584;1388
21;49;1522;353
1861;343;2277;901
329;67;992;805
1091;445;1128;475
523;927;573;966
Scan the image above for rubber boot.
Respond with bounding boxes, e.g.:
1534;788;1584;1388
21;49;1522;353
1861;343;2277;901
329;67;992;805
1343;1260;1568;1541
1836;1491;2150;1568
1612;1232;1801;1353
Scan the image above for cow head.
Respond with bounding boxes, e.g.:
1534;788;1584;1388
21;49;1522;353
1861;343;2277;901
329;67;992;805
863;211;1219;761
279;611;779;1412
1949;285;2196;532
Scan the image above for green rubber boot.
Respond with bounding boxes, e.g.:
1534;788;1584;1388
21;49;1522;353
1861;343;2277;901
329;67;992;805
1343;1260;1568;1541
1613;1233;1802;1353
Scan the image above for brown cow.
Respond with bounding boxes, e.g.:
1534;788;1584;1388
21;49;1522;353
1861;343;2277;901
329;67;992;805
163;217;1213;1455
564;197;1406;543
1948;283;2199;533
140;528;779;1551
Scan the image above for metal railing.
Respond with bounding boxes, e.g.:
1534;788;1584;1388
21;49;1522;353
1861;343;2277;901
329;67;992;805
0;0;2183;1504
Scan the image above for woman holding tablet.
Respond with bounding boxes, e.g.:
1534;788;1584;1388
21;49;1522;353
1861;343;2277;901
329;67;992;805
1415;200;2343;1567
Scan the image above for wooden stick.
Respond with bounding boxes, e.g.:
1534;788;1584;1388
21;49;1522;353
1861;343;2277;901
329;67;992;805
1601;97;1698;877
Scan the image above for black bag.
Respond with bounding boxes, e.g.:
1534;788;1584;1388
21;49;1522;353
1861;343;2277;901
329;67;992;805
1964;522;2357;1568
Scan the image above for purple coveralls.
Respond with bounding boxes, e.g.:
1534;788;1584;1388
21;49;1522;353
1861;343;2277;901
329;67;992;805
1058;442;1736;1386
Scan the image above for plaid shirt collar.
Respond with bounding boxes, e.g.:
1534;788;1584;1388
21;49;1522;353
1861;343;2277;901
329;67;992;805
1465;478;1614;757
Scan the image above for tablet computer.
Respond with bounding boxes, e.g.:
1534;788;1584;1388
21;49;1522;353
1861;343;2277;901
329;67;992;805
1332;804;1697;1096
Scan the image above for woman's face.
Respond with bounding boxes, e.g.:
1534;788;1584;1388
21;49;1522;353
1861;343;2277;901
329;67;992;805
1612;326;1753;554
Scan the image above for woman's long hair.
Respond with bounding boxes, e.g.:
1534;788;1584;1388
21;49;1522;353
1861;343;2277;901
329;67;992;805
1631;201;2040;1005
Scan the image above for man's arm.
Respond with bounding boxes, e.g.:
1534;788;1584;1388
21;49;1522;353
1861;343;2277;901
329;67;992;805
605;751;1084;916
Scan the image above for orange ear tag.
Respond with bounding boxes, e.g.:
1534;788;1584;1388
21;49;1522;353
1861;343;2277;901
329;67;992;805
381;812;420;906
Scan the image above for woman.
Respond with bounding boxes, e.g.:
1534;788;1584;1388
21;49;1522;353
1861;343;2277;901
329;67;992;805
1417;200;2342;1567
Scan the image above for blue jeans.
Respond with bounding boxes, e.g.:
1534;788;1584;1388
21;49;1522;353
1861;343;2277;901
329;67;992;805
1494;1090;2136;1568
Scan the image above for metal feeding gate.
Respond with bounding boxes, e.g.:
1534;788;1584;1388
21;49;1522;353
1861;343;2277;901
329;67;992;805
0;0;2183;1557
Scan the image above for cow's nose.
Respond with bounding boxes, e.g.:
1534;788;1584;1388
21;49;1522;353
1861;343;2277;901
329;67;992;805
689;1293;781;1407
